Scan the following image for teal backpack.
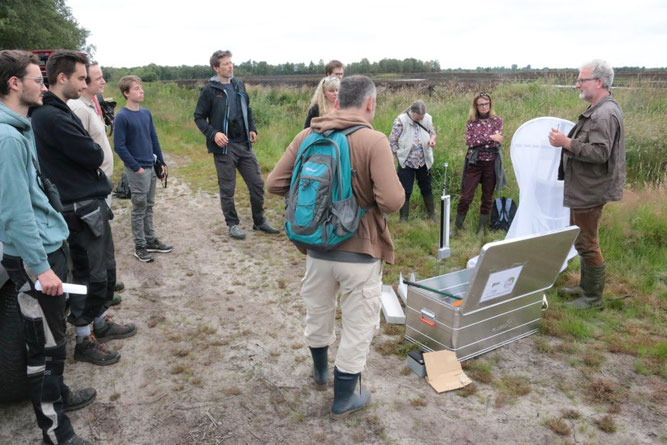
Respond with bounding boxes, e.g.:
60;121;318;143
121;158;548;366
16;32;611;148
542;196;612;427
285;126;366;251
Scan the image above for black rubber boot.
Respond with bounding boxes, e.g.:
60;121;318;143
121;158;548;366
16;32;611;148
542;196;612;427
330;367;371;420
567;263;605;310
476;213;490;235
423;196;437;222
309;346;329;390
559;260;586;299
399;201;409;222
450;213;466;237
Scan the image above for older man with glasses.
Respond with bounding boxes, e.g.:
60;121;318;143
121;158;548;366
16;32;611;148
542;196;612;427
548;59;626;310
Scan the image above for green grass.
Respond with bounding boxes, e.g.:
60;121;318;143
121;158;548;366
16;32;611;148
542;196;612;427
106;79;666;379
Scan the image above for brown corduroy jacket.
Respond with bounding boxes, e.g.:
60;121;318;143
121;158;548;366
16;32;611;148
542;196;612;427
267;109;405;264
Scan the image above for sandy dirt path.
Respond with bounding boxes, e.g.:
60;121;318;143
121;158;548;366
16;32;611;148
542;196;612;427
0;175;664;445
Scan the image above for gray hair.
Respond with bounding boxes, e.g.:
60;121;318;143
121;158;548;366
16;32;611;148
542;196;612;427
406;100;426;116
338;75;376;109
580;59;614;89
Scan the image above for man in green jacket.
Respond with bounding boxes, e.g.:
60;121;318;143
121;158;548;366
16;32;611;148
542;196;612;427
549;59;626;310
0;50;94;445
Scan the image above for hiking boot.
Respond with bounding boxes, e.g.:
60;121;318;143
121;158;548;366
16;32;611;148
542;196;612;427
94;316;137;342
451;213;466;237
146;238;173;253
110;293;122;306
74;335;120;366
229;224;246;240
567;263;605;310
45;434;94;445
63;387;97;412
424;196;437;222
134;247;154;263
114;281;125;292
331;367;371;420
399;201;409;222
253;222;280;234
309;346;329;391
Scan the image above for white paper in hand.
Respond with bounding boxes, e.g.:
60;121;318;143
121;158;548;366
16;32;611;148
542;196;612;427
35;281;87;295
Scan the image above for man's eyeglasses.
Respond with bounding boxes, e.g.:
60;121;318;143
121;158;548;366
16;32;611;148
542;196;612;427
476;102;491;108
575;77;598;85
21;76;45;86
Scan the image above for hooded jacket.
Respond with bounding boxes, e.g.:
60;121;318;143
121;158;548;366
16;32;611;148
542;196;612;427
31;91;111;204
194;76;257;154
0;101;69;275
267;110;405;263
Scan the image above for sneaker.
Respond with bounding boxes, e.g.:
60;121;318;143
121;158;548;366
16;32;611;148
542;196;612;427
252;221;280;234
114;281;125;292
146;238;173;253
134;247;154;262
110;293;122;306
74;335;120;366
229;224;246;240
94;316;137;342
63;387;97;412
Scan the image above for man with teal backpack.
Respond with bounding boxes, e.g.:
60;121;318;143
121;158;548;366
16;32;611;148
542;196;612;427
268;75;404;419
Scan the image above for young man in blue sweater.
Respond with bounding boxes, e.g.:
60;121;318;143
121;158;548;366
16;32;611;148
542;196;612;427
114;75;172;262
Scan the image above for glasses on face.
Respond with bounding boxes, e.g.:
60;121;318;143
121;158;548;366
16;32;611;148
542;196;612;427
476;102;491;108
21;76;45;86
575;77;598;85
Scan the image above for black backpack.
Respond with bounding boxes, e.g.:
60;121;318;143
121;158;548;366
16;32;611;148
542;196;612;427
114;172;131;199
490;197;517;231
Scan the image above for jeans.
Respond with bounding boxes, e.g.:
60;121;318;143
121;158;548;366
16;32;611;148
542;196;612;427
397;165;433;200
126;167;157;248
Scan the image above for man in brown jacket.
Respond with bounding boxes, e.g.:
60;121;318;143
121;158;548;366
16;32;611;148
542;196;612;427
548;59;626;309
267;75;404;419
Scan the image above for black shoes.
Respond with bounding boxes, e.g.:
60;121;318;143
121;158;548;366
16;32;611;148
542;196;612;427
146;238;173;253
252;222;280;234
63;387;97;412
134;247;154;263
330;367;371;420
74;335;120;366
94;317;137;342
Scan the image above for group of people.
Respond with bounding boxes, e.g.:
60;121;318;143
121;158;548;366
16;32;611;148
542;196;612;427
0;48;625;443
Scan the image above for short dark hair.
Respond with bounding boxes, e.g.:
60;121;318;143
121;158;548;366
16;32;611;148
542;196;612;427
45;50;89;86
210;50;232;69
325;59;343;76
338;75;376;109
0;50;40;96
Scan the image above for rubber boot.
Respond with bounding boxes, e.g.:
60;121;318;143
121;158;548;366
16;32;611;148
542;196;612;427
567;263;605;310
476;213;490;235
558;261;586;299
330;367;371;420
424;196;437;222
450;213;466;237
399;201;410;222
309;346;329;391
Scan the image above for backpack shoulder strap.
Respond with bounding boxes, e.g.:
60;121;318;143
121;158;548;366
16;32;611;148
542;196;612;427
505;198;513;215
321;125;367;138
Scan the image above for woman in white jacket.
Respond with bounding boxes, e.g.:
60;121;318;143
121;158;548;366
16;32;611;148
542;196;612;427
389;100;437;221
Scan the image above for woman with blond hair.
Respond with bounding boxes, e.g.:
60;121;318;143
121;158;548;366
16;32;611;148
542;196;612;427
452;92;507;235
304;76;340;128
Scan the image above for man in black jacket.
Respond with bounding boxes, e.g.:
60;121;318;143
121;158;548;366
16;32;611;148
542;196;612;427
31;51;136;366
194;50;278;240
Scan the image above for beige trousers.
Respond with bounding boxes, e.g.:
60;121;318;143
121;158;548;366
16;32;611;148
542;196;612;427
300;255;382;374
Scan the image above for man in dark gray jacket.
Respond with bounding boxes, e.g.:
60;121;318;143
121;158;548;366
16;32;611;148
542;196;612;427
193;50;278;240
549;59;626;309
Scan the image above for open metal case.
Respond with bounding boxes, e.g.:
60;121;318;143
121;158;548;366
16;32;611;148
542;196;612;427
405;226;579;361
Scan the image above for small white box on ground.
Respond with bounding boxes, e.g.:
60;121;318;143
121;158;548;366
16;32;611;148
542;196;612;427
380;285;405;324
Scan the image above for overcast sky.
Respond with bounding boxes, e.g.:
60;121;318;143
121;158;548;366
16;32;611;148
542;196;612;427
67;0;666;69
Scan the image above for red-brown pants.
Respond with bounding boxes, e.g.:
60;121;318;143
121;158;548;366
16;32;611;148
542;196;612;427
457;160;496;216
570;205;605;267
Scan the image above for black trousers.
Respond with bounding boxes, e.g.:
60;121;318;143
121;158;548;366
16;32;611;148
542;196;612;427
64;199;116;326
2;245;75;444
213;142;266;227
397;165;433;200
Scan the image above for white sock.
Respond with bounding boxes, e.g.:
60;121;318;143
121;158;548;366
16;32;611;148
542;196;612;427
93;311;108;329
75;325;91;342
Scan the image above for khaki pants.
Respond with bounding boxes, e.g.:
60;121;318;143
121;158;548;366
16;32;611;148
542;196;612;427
300;256;382;374
570;205;604;267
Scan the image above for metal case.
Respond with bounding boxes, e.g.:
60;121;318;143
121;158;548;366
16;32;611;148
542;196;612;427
405;227;579;361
